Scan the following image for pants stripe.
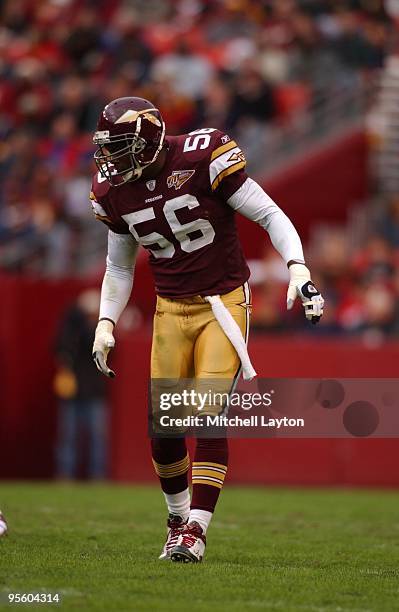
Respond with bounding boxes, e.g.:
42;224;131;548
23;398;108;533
222;282;251;412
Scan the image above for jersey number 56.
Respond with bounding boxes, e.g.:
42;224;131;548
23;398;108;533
122;194;215;258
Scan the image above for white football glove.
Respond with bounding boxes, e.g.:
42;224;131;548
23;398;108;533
92;319;116;378
286;263;324;324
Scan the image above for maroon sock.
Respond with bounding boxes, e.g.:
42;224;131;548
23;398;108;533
191;438;228;513
151;437;189;494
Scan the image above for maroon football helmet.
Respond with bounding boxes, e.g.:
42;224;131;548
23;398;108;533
93;97;165;186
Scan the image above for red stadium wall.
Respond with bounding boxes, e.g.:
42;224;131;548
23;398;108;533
1;274;399;487
0;274;87;479
110;333;399;488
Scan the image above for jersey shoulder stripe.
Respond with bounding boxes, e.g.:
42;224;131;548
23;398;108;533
207;130;246;192
210;139;238;161
211;160;246;191
209;143;246;191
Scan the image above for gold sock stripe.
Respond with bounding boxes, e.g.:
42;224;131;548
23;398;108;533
155;455;188;472
152;454;190;477
192;468;227;481
192;466;226;478
152;459;189;478
192;462;227;489
192;478;223;489
192;475;224;486
192;462;227;472
152;454;190;478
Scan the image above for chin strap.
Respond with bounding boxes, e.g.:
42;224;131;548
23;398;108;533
204;295;256;381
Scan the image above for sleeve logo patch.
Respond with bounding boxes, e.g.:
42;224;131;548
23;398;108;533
227;150;246;163
221;134;231;144
167;170;195;190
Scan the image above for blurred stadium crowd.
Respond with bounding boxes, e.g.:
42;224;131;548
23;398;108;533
250;192;399;337
0;0;398;336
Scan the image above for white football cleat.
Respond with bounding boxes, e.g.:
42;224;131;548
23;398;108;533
170;521;206;563
159;514;187;560
0;512;8;537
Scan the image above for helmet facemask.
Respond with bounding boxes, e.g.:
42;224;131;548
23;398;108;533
93;115;165;186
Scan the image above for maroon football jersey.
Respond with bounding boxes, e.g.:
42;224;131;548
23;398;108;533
90;128;250;298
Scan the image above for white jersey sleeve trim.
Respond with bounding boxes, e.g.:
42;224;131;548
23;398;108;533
227;177;305;264
99;231;139;324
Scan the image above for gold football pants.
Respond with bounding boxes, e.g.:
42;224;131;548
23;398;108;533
150;283;251;423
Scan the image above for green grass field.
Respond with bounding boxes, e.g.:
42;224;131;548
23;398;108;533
0;484;398;611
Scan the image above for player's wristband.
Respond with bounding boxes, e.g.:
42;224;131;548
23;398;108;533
287;260;306;268
98;317;116;328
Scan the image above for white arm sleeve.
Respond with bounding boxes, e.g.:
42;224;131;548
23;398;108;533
227;177;305;264
99;231;139;325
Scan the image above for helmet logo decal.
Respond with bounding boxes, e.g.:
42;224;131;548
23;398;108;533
115;108;161;127
167;170;195;190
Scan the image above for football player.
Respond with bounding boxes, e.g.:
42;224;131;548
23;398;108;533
91;97;324;563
